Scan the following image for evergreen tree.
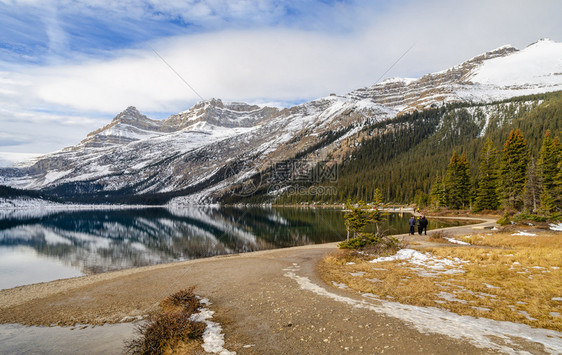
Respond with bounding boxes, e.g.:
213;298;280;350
438;173;447;207
371;188;388;234
343;199;371;241
538;131;560;214
444;151;471;209
499;129;529;210
474;139;499;211
458;151;472;208
444;152;460;208
413;190;429;208
275;92;562;206
429;174;446;208
523;157;540;213
555;154;562;214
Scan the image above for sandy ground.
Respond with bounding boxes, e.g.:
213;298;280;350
2;216;555;354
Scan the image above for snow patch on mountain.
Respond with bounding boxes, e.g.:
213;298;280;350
0;197;64;210
469;39;562;87
380;77;417;85
1;40;561;203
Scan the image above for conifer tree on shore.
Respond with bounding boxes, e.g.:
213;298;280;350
344;199;370;241
499;129;529;210
474;139;499;211
523;157;540;212
429;173;446;208
444;151;471;209
459;152;472;207
372;188;388;234
538;130;560;214
555;155;562;213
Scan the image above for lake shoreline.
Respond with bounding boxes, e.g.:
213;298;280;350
0;216;497;324
0;208;481;291
10;217;548;355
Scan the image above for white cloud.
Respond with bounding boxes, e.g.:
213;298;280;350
30;29;390;113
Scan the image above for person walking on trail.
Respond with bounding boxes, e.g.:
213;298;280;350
408;215;416;235
418;215;428;235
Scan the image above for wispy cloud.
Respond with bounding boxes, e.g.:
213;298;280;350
0;132;30;146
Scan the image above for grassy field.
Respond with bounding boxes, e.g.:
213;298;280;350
319;231;562;331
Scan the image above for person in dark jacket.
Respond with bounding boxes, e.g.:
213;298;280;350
408;215;416;235
418;215;428;235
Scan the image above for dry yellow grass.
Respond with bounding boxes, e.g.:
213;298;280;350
318;232;562;331
125;288;205;354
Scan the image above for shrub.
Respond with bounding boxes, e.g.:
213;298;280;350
428;230;450;242
125;287;206;355
497;211;512;226
513;212;547;223
338;232;401;254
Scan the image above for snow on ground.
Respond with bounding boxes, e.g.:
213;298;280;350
368;249;468;277
550;223;562;232
332;281;349;290
190;298;235;355
444;237;471;245
436;292;467;304
512;231;538;236
284;265;562;355
350;272;366;277
370;249;467;268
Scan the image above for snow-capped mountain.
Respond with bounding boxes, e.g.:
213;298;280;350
350;39;562;112
1;39;561;204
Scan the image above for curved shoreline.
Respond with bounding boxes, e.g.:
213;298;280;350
9;216;561;354
0;242;340;311
0;215;496;319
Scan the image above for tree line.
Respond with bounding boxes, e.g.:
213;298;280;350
276;91;562;210
430;129;561;217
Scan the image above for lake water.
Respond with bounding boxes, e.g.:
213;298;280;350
0;206;471;290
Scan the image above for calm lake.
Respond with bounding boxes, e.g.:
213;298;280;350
0;206;471;290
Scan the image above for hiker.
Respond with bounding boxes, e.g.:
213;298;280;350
418;215;428;235
408;215;416;235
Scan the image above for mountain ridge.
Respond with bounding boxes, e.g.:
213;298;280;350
1;39;561;204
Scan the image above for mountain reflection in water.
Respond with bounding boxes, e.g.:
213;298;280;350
0;206;470;289
0;207;347;288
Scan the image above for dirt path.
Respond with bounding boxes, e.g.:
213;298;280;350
3;217;556;354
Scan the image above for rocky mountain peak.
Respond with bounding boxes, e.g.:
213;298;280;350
165;98;280;129
111;106;151;125
192;98;263;113
528;38;555;47
78;106;163;148
191;98;224;110
462;45;518;67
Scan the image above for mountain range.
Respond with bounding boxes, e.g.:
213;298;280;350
1;39;561;205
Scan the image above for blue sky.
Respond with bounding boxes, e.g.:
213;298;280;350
0;0;364;65
0;0;561;164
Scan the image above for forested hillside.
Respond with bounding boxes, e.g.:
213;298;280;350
276;91;562;205
0;185;61;202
